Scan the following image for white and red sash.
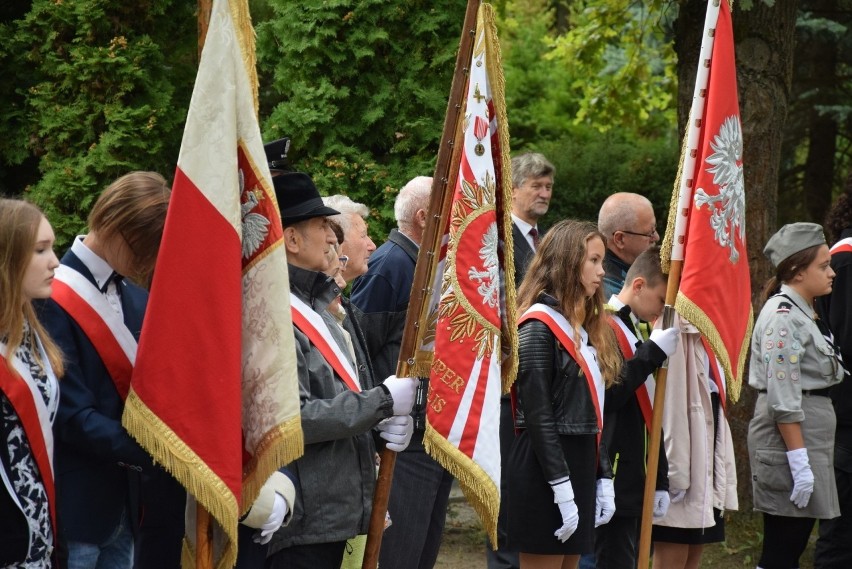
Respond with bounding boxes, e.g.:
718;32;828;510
518;304;603;445
51;265;136;400
607;315;655;430
290;295;360;392
830;237;852;255
0;338;58;534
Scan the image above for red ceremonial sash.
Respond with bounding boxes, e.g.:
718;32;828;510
518;304;603;446
606;315;655;430
0;348;56;535
830;237;852;255
51;265;136;401
290;295;360;392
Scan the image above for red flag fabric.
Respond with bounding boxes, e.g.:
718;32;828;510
417;3;517;546
122;1;302;567
665;0;752;401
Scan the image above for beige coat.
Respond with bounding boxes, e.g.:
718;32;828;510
654;315;738;529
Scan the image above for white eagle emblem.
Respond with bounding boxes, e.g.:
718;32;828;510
239;168;270;259
468;221;500;308
694;115;745;263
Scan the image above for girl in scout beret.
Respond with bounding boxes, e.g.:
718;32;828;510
748;222;845;569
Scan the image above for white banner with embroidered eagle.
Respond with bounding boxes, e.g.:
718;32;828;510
123;1;302;567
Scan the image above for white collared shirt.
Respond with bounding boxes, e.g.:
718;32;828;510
607;294;643;338
511;214;538;251
71;236;123;317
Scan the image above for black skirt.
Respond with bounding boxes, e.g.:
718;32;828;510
504;430;597;555
651;508;726;545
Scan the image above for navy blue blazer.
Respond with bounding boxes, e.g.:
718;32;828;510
36;250;152;544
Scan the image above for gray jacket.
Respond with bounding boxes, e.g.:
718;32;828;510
268;265;394;552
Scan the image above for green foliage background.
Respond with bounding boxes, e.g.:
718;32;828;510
2;0;847;249
0;0;197;246
0;0;682;249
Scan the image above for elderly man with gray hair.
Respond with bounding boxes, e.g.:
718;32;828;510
598;192;659;298
323;195;376;282
350;177;454;569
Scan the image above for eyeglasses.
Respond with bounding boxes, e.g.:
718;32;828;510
338;255;349;270
618;229;658;240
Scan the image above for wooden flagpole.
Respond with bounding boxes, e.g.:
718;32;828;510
636;2;724;567
198;0;213;58
635;277;679;569
361;1;480;567
196;1;214;568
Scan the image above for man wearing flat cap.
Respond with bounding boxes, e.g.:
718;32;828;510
265;171;418;569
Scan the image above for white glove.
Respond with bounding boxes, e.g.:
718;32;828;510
649;327;680;358
253;493;288;545
787;448;814;509
669;488;686;503
383;375;418;415
594;478;616;527
377;415;414;452
549;478;579;543
653;490;671;520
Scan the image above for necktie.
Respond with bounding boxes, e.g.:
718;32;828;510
529;227;540;248
101;272;123;296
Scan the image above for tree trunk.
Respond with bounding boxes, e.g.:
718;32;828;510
801;0;839;224
552;0;569;34
674;0;800;512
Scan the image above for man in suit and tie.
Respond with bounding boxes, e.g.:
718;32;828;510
509;152;554;286
488;153;555;569
37;172;182;569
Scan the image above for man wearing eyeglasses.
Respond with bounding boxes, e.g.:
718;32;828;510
598;192;660;299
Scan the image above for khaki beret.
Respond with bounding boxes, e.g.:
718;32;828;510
763;222;826;267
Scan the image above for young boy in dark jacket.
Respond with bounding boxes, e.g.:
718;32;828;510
597;246;676;568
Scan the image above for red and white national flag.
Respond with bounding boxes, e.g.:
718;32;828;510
663;0;752;401
122;1;302;567
416;3;517;546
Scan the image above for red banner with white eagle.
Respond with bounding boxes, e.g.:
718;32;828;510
663;0;752;401
122;1;302;567
417;3;517;546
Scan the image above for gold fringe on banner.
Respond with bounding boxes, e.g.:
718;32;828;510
424;423;500;546
482;2;518;395
240;416;303;515
124;391;239;569
228;0;260;116
674;293;753;403
659;111;692;275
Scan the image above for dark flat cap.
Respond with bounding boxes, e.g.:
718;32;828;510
273;172;339;225
764;222;826;267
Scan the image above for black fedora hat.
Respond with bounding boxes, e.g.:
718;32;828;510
273;172;339;225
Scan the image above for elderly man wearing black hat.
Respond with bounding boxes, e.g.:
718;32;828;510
265;171;418;569
748;222;845;569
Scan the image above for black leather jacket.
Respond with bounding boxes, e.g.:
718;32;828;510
514;296;613;481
